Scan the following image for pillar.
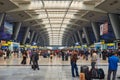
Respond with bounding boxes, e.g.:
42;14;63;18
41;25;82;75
22;27;30;44
91;22;100;42
77;31;83;45
40;38;44;46
0;13;6;27
70;36;74;46
72;36;75;44
36;36;40;43
74;34;78;43
29;31;35;44
73;34;78;43
83;27;91;45
108;13;120;39
13;22;21;41
33;33;38;43
69;37;74;46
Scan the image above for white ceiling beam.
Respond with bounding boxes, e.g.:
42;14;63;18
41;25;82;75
24;17;88;22
7;1;106;13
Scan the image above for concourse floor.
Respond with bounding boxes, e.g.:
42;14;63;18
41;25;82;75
0;55;108;66
0;56;120;80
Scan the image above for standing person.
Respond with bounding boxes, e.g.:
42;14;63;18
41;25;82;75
102;49;107;60
50;52;53;62
107;52;119;80
91;50;97;69
21;50;27;65
31;50;39;70
61;50;65;61
3;50;7;60
6;49;10;59
85;50;89;61
48;50;51;57
70;50;79;77
29;50;33;64
65;50;69;61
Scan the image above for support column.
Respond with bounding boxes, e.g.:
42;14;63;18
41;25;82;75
69;37;74;46
77;31;83;45
33;33;38;43
108;13;120;39
42;37;45;46
22;27;30;44
83;27;91;45
72;36;75;44
41;38;44;46
71;36;75;46
39;38;42;46
0;13;6;27
36;36;40;43
44;38;47;46
36;36;40;46
13;22;21;41
74;34;78;43
65;37;69;46
91;22;100;42
29;31;35;44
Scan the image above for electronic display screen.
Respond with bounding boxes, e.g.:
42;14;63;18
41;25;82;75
0;21;13;40
4;22;13;35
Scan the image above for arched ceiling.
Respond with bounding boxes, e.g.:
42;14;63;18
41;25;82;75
0;0;119;46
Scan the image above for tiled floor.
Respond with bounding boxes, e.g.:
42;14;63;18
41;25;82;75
0;55;120;80
0;55;108;66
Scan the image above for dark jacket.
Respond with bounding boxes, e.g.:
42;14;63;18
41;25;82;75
71;54;78;63
32;52;39;61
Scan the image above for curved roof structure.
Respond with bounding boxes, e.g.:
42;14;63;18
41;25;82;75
0;0;119;46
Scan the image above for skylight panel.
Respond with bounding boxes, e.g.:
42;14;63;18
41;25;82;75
44;1;71;8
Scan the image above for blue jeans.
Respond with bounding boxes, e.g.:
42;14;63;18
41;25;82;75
71;62;79;77
107;69;117;80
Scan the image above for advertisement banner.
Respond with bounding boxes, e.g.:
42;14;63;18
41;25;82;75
100;22;108;35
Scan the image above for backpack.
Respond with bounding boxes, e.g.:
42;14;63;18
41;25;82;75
98;68;105;79
90;68;98;79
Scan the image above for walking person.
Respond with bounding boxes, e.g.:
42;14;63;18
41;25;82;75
21;50;27;65
6;49;10;59
3;50;7;60
29;50;33;64
61;50;65;61
85;50;89;61
107;52;119;80
91;50;97;69
50;52;53;62
31;50;39;70
70;50;79;77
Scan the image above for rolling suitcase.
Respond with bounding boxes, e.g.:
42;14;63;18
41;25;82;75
80;73;85;80
80;65;89;73
80;65;91;80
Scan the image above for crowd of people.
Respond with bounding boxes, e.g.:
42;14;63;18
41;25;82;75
69;49;120;80
0;48;120;80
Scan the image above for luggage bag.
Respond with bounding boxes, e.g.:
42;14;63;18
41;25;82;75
90;68;105;79
80;65;91;80
97;68;105;79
